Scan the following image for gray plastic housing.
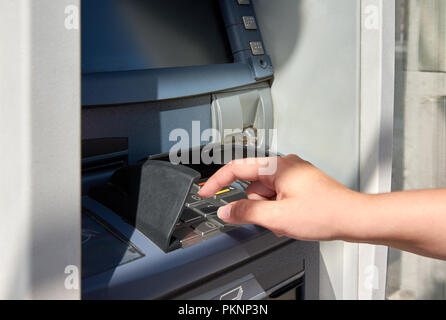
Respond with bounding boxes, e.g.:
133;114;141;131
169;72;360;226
211;86;274;149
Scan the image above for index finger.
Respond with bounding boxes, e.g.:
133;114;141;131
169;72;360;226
198;157;279;198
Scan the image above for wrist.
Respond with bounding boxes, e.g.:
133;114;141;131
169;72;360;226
335;191;376;242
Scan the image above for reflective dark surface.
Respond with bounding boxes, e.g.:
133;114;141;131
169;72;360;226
82;0;233;73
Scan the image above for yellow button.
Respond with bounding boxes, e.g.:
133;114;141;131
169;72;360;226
215;189;231;195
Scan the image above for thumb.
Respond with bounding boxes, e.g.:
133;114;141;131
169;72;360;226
217;199;282;228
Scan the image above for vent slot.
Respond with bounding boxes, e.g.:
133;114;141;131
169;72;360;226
82;138;129;174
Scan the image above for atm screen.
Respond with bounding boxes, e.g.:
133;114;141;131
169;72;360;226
82;0;233;73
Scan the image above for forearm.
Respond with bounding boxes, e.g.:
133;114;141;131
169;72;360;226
201;156;446;260
341;189;446;260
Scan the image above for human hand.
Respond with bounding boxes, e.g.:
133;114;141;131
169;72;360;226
198;155;363;241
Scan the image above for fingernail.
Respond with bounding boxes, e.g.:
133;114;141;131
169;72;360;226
217;205;231;220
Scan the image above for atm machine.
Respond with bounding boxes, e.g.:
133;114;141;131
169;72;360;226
79;0;319;300
0;0;394;300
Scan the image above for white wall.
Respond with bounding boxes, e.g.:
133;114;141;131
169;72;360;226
0;0;80;299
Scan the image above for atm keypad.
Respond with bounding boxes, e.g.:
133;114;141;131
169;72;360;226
208;216;231;227
185;194;203;207
220;192;248;204
173;227;201;248
176;179;249;248
185;185;204;207
180;208;203;224
191;220;222;237
213;186;236;199
193;202;220;217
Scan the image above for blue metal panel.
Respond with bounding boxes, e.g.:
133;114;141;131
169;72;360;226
82;63;258;106
81;0;274;106
81;196;287;299
219;0;274;80
81;0;232;73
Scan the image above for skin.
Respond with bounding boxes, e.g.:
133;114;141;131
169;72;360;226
198;155;446;261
